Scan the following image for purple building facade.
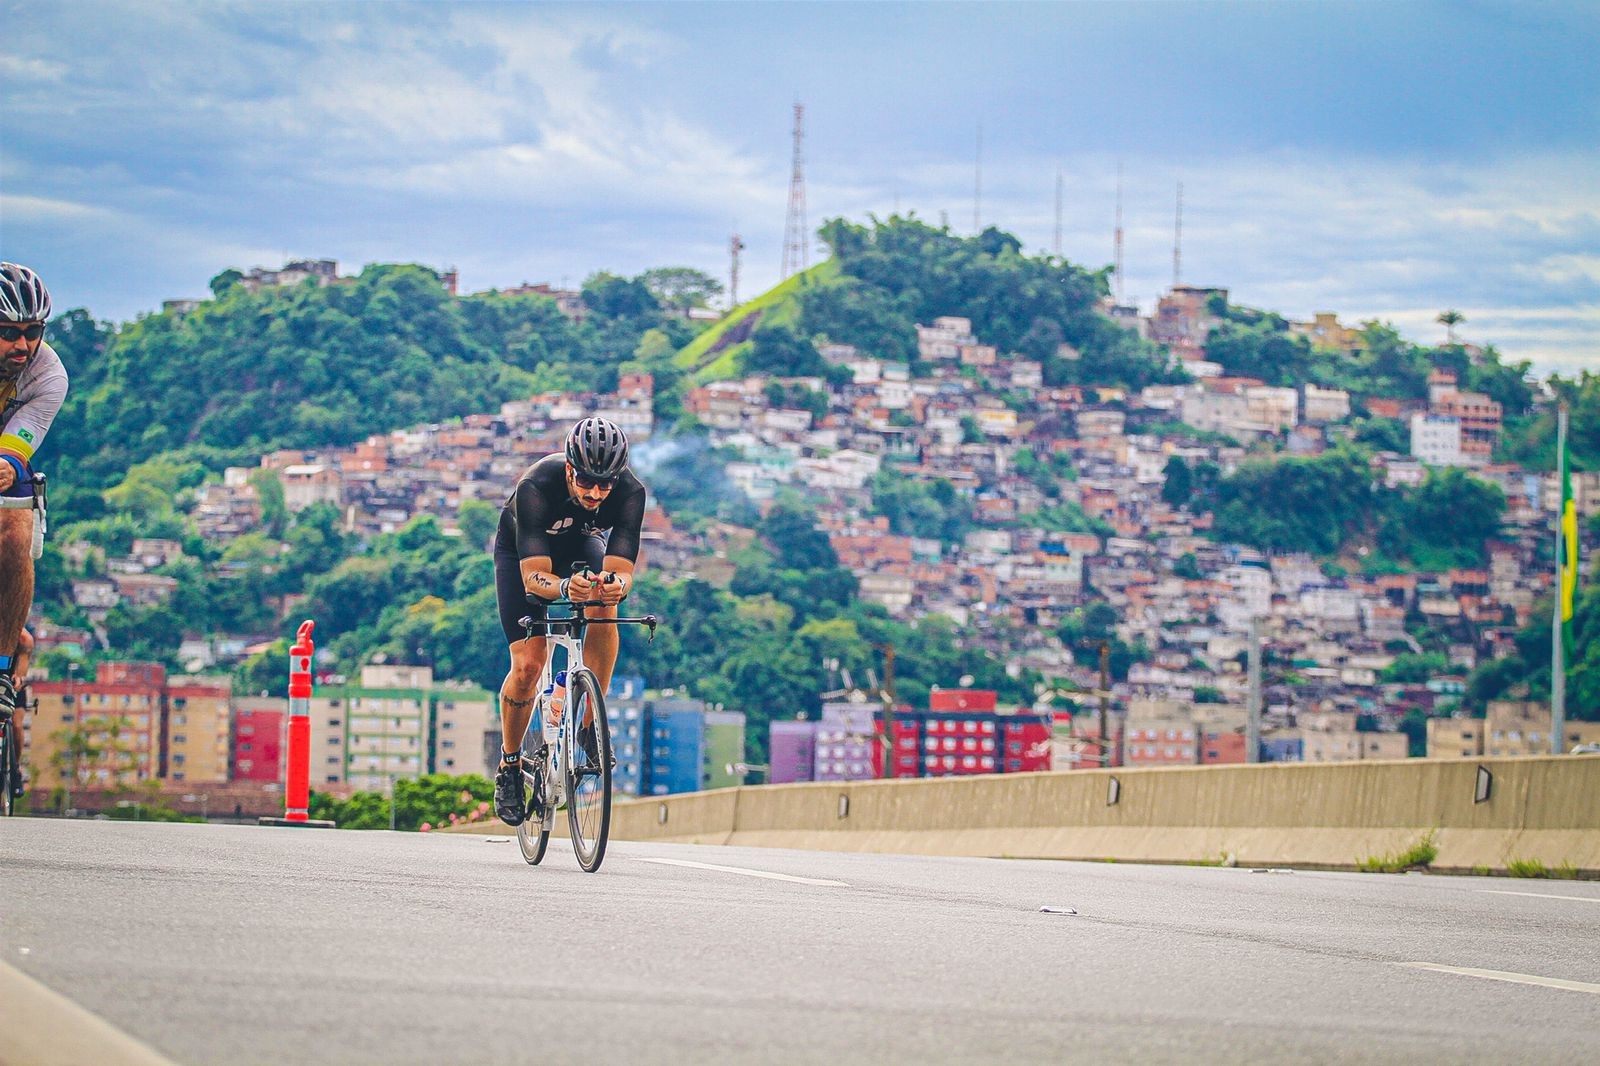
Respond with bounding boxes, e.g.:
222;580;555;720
812;703;876;781
769;703;879;784
769;720;818;784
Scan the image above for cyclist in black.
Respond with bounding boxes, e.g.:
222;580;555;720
493;417;646;825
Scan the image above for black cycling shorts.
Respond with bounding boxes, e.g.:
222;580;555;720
493;527;607;644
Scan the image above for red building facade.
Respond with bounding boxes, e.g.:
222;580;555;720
879;691;1052;778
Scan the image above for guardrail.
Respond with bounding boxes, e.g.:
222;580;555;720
535;756;1600;875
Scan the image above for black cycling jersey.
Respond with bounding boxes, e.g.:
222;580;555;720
491;452;647;644
497;453;647;564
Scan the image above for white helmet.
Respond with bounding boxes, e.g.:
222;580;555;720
0;263;52;323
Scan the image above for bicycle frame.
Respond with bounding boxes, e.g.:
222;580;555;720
514;593;656;868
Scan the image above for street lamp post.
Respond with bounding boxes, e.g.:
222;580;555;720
725;761;769;782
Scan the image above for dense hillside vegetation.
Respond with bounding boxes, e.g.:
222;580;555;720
50;264;700;508
679;215;1183;390
28;215;1596;734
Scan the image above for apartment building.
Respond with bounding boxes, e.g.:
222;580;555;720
165;677;233;784
309;665;496;791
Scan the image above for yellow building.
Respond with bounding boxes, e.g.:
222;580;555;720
1290;312;1362;354
27;663;165;790
1428;701;1600;758
165;678;233;784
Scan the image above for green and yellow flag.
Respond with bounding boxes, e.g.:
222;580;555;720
1559;435;1578;658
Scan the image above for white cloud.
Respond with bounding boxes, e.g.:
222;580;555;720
0;55;65;81
4;3;1596;374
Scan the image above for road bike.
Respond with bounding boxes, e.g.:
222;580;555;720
0;684;33;816
0;474;45;818
514;567;656;872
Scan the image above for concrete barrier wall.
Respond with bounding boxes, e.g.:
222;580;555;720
595;756;1600;874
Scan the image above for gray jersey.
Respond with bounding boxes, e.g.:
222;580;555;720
0;341;68;463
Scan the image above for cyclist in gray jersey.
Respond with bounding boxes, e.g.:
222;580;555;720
0;263;65;724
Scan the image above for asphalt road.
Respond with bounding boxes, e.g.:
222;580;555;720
2;819;1597;1065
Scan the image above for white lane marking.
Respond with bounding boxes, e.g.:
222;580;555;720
633;856;849;887
1481;890;1600;904
1399;963;1600;996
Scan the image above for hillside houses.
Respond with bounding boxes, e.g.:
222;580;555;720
55;290;1562;770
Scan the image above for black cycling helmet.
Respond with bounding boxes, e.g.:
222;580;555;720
0;263;52;323
566;417;630;480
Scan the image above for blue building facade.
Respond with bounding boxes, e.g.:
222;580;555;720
645;698;707;796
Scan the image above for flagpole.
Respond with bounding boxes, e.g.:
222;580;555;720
1552;404;1568;755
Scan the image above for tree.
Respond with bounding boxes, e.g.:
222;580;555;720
249;469;289;537
759;499;839;572
1212;449;1374;555
581;272;659;319
457;499;499;550
1437;309;1464;346
209;269;244;297
798;279;918;364
1162;456;1194;509
639;267;723;311
1017;317;1066;364
1379;468;1505;568
744;323;827;377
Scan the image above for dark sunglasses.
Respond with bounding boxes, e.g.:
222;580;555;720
0;324;45;342
573;472;616;490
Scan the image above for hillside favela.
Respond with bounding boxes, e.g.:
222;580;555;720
11;212;1597;842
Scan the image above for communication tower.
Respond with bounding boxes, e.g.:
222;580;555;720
729;232;746;308
1173;181;1184;289
781;103;808;279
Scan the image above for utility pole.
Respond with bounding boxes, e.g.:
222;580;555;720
1098;641;1111;767
1247;618;1263;763
875;642;897;778
781;102;808;279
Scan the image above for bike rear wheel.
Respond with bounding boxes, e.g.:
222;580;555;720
516;751;550;864
565;669;612;872
0;719;14;817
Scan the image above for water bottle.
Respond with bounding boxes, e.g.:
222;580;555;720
542;670;569;809
539;669;568;745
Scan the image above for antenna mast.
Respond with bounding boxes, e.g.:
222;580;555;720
974;122;983;233
1173;181;1184;289
781;102;808;279
1114;162;1125;305
1053;170;1063;256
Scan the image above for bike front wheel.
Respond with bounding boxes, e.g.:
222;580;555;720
565;669;612;872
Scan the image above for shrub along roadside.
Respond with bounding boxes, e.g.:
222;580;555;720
309;773;494;831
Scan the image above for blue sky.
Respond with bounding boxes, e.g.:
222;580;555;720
3;1;1596;371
